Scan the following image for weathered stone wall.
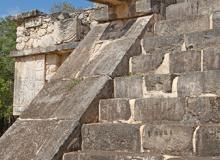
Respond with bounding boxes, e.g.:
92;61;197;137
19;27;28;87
12;9;93;115
16;11;91;51
13;55;45;115
91;0;179;22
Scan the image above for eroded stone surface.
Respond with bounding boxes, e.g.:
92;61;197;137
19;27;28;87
145;74;175;93
184;29;220;50
0;120;79;160
131;53;164;74
177;71;220;97
166;0;220;20
143;34;184;53
20;76;112;120
64;151;162;160
196;125;220;156
170;50;201;73
82;123;141;152
2;15;153;160
187;97;220;124
131;50;201;75
99;98;131;122
13;55;45;115
168;157;220;160
134;98;185;123
143;124;194;154
53;16;151;79
203;47;220;71
15;14;82;51
155;15;210;36
114;76;144;98
98;96;220;124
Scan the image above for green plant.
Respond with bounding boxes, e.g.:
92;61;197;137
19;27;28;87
68;78;83;89
0;18;16;136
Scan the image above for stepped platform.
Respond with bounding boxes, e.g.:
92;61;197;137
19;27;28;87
1;0;220;160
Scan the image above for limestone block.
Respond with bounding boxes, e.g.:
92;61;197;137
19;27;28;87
166;0;220;20
82;123;141;152
23;36;30;42
0;120;79;160
167;156;220;160
131;53;164;74
40;23;48;29
166;2;195;20
46;54;60;81
16;30;24;37
143;34;184;53
16;41;25;50
145;74;175;92
63;151;162;160
38;28;47;37
17;26;25;32
177;72;204;97
184;29;220;50
24;17;42;28
92;0;155;21
196;125;220;156
47;24;54;33
91;4;109;22
213;11;220;29
33;39;41;48
134;98;185;123
187;97;220;124
13;55;45;115
136;0;153;14
26;38;33;48
37;35;54;48
114;76;144;98
99;98;131;122
170;50;201;73
155;15;210;36
177;71;220;97
16;37;23;43
203;47;220;71
142;124;194;154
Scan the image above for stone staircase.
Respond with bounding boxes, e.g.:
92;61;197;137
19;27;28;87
63;1;220;160
1;0;220;160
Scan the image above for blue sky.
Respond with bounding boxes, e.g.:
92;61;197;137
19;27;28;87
0;0;92;17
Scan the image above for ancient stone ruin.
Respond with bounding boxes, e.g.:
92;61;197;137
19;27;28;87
1;0;220;159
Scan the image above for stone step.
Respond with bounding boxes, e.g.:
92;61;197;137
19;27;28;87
131;47;220;75
114;70;220;98
63;151;162;160
143;28;220;55
99;97;220;124
130;50;201;75
81;123;194;155
166;0;220;21
114;74;177;98
82;123;220;156
154;15;211;36
167;156;220;160
63;151;220;160
196;125;220;156
82;123;142;152
177;70;220;97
